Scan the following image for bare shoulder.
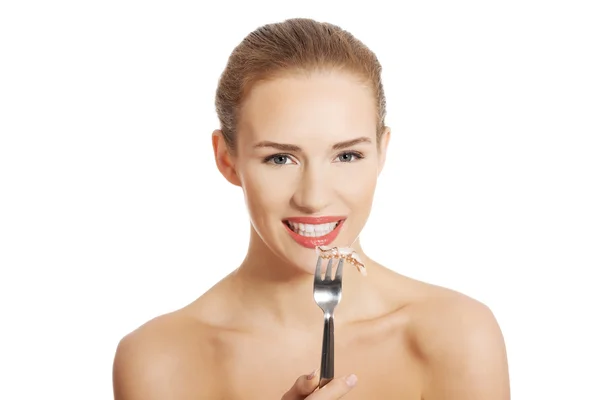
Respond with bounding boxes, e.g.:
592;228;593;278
112;309;220;400
404;281;510;399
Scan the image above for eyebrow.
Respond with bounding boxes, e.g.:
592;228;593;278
253;136;372;152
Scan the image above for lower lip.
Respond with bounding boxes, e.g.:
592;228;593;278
283;220;345;249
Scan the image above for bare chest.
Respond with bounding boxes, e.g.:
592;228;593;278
210;323;423;399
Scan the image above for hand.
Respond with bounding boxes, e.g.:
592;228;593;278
281;369;358;399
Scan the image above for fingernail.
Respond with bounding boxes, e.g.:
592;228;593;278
345;374;357;387
307;368;319;380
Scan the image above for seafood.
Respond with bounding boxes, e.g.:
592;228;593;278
315;246;367;276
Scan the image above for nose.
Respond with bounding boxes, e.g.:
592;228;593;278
291;164;332;213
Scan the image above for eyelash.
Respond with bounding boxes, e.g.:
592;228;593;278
336;151;364;162
263;151;365;166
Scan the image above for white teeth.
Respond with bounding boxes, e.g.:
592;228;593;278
287;221;340;237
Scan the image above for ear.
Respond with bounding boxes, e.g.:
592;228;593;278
212;130;241;187
377;126;391;176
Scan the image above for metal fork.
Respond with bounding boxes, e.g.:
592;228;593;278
313;256;344;388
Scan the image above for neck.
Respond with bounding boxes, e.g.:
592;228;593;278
230;226;384;331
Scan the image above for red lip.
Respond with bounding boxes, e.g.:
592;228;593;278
285;216;345;224
283;218;345;249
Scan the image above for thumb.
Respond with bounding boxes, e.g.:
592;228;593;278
307;374;357;399
281;369;320;400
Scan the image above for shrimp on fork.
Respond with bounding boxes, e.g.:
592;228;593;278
315;246;367;276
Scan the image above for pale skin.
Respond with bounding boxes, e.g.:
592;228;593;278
112;70;510;399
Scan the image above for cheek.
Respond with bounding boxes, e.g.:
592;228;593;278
334;163;378;205
240;167;293;218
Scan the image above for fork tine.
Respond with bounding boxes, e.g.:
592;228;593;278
325;258;333;280
314;256;322;281
335;258;344;280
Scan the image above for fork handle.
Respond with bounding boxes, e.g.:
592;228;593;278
318;313;334;388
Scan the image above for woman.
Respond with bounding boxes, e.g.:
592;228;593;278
112;18;510;399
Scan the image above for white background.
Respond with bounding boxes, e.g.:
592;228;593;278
1;0;599;399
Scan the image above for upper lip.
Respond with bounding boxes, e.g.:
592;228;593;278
284;216;345;224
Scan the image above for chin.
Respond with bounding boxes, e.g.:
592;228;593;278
271;245;319;275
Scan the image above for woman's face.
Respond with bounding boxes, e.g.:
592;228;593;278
216;70;390;273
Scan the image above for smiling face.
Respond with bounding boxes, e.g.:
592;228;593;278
214;69;390;273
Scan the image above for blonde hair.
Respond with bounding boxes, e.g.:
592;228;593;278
215;18;387;151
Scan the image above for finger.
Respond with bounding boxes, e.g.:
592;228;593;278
281;369;320;400
307;375;357;399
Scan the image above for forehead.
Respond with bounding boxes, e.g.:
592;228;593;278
237;70;378;146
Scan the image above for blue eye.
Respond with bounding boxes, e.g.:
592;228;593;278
272;155;288;164
336;152;363;163
264;154;293;165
